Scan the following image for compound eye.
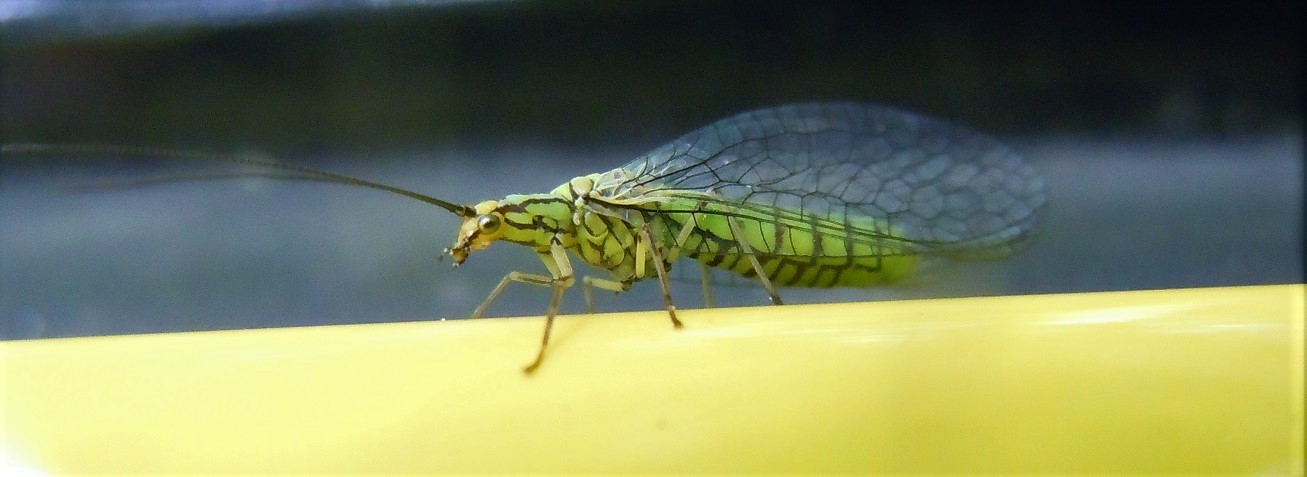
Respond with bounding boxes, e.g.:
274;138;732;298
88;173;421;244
477;215;501;233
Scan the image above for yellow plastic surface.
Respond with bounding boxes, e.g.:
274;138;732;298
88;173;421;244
2;285;1303;474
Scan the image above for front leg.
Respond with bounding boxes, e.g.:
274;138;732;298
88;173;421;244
469;246;574;319
470;270;559;319
523;242;576;375
464;242;575;375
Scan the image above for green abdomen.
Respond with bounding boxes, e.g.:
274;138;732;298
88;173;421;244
651;200;917;288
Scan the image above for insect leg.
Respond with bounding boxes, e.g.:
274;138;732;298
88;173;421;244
470;240;574;319
523;241;577;375
582;278;596;314
699;262;714;308
725;215;784;305
661;211;700;262
639;223;683;329
470;271;555;318
581;275;630;314
658;208;714;308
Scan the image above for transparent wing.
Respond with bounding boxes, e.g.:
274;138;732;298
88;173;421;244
603;103;1047;259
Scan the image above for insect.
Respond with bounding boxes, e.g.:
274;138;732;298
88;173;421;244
4;103;1047;374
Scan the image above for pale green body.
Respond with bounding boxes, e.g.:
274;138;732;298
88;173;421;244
486;169;916;293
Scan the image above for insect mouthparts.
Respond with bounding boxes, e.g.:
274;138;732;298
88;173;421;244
439;246;469;268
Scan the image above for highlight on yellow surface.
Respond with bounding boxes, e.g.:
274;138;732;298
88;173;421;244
2;285;1303;473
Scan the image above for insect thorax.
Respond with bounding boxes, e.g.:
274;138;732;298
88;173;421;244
487;178;657;284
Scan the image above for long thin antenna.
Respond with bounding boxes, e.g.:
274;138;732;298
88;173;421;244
2;143;474;217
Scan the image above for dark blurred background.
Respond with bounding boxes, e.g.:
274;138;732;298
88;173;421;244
5;1;1300;147
2;1;1302;339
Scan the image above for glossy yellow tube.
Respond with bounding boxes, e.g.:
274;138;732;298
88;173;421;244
2;285;1302;473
